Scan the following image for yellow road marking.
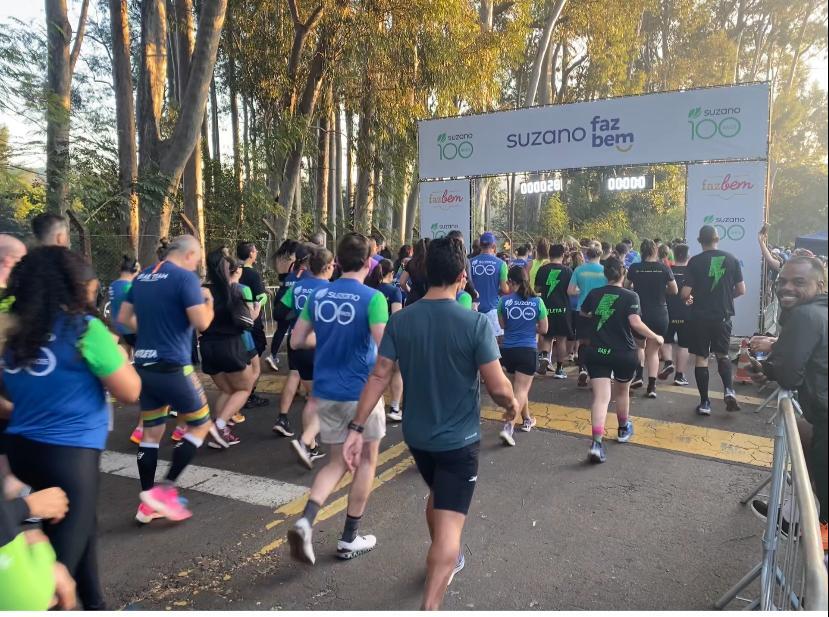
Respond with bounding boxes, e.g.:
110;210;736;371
483;401;773;467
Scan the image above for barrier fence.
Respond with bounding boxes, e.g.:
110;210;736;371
716;390;828;610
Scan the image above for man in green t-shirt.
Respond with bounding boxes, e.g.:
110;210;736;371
344;237;518;610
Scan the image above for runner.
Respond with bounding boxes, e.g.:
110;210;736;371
681;225;745;415
117;234;216;523
497;266;548;446
535;244;573;378
527;238;550;289
568;245;608;387
366;258;404;422
286;233;388;565
284;247;334;469
511;244;530;269
660;243;692;386
469;232;508;338
199;249;259;448
343;237;518;610
581;257;664;463
1;246;141;608
446;230;479;307
398;238;430;306
30;213;70;248
626;239;677;397
236;241;269;409
266;239;299;372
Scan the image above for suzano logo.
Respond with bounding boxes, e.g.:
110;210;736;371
701;173;754;200
430;223;458;239
703;214;746;241
506;115;634;153
437;132;473;160
688;106;741;140
428;189;465;210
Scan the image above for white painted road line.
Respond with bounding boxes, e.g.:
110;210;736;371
100;451;307;508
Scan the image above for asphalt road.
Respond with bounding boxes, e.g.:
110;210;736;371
96;359;773;610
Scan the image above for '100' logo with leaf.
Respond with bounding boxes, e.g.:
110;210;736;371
688;107;742;141
437;132;474;160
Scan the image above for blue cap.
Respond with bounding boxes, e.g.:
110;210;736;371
480;231;496;245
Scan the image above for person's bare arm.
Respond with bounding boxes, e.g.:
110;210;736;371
290;317;315;350
733;281;746;298
185;288;214;332
536;316;548;336
343;356;396;471
680;285;693;302
758;233;781;272
480;360;518;418
100;362;141;404
398;271;411;294
370;323;386;348
629;314;664;345
117;301;137;333
666;280;678;296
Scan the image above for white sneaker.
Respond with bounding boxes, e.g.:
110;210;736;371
447;551;465;586
287;518;315;565
519;417;537;433
499;423;515;447
336;533;377;560
386;407;403;422
265;355;279;372
291;439;313;470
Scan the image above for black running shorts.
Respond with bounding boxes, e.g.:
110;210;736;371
409;442;480;515
200;335;250;375
499;347;537;376
287;343;315;382
687;317;732;357
137;364;210;427
666;318;691;349
634;306;669;340
584;346;638;383
544;307;573;340
575;313;593;340
251;322;267;356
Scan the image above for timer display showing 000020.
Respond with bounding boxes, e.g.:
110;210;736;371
606;175;652;191
519;178;563;195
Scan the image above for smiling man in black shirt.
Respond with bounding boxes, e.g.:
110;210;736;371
681;225;745;416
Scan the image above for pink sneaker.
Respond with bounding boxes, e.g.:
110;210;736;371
171;425;187;442
139;485;192;522
130;427;143;445
135;502;162;524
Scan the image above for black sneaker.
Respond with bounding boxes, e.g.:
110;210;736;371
673;375;689;386
537;356;549;375
696;399;712;416
272;414;295;437
577;370;589;387
245;394;269;409
291;439;313;469
309;445;326;463
657;363;675;380
630;376;644;389
553;367;567;379
646;387;657;399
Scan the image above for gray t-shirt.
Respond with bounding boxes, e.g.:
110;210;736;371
378;298;500;452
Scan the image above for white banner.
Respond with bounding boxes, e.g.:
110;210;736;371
686;161;767;336
418;83;769;180
419;179;471;241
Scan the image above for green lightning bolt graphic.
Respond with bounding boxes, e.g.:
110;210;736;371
708;255;726;290
595;294;619;331
545;269;561;297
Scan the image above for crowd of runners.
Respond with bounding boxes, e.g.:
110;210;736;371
0;211;826;610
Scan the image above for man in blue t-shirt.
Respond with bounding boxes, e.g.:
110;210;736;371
286;233;388;566
344;237;518;610
623;238;641;268
568;244;608;386
469;232;508;338
118;235;215;524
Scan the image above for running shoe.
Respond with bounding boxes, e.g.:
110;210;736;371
499;423;516;447
750;499;793;537
577;370;589;388
169;410;178;418
308;445;326;463
447;552;465;586
244;394;269;409
336;534;377;560
553;367;567;379
537;356;549;375
291;439;313;470
696;399;712;416
287;518;316;565
171;425;187;442
657;363;675;380
135;502;162;524
724;388;741;412
630;376;644;389
206;424;230;449
272;414;295;437
265;355;279;372
617;421;634;443
130;427;143;445
646;387;657;399
673;375;689;386
588;440;606;464
139;484;192;522
386;407;403;422
519;417;537;433
229;413;246;425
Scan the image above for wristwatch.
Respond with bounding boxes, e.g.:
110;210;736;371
347;421;364;434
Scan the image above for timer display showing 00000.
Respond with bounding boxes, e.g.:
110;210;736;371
519;178;563;195
606;175;651;191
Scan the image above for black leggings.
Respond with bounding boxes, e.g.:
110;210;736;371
269;318;291;356
7;435;104;609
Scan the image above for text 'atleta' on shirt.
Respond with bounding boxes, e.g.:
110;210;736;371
581;285;642;353
498;293;548;349
378;299;500;452
469;253;508;313
300;277;388;402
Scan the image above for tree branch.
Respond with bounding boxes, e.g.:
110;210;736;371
69;0;91;75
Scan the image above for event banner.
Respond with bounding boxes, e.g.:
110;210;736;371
419;179;471;242
418;83;769;180
686;161;767;337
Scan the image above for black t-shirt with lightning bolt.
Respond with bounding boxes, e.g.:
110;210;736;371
535;262;573;312
683;249;743;321
581;285;641;352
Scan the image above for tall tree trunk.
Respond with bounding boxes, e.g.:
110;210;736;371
327;101;337;238
525;0;567;107
334;97;344;236
403;167;418;244
228;18;242;190
109;0;139;254
210;75;221;162
201;108;212;206
345;108;354;226
243;96;251;184
316;112;330;230
354;89;375;231
45;0;73;214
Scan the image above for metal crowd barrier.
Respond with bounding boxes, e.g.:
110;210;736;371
716;390;828;610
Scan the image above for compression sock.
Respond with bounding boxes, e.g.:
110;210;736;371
137;443;159;491
302;499;321;525
635;365;644;380
215;418;227;430
716;356;734;390
556;362;563;372
341;514;361;543
648;377;656;390
592;427;604;443
695;367;710;402
166;433;202;483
